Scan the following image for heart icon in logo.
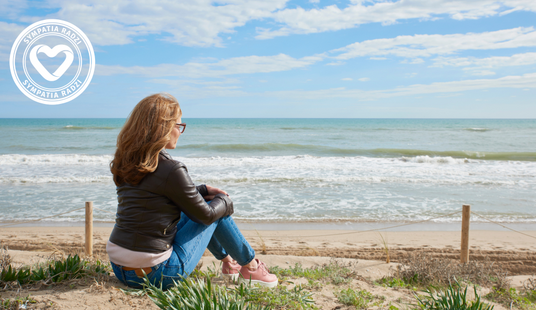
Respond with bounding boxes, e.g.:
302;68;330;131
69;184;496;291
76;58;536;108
29;44;74;82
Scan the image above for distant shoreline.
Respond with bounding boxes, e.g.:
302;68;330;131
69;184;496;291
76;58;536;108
1;220;534;232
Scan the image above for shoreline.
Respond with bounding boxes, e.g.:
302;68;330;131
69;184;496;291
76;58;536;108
1;220;534;232
1;226;535;276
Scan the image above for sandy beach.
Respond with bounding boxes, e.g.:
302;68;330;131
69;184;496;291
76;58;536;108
1;226;535;309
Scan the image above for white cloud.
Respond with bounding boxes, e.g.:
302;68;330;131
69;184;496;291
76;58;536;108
341;77;353;81
0;21;26;60
256;0;536;39
266;73;536;100
21;0;287;47
401;58;425;64
0;0;28;20
431;52;536;75
96;54;323;78
358;77;370;82
326;61;346;66
471;70;496;76
332;27;536;60
149;78;248;99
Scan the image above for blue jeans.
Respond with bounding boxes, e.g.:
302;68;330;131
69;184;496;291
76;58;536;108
110;213;255;289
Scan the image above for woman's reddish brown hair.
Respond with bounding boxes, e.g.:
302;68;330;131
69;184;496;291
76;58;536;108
110;93;182;186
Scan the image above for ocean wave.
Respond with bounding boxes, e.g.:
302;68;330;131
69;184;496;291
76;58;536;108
179;143;536;161
0;176;112;184
0;173;524;186
279;127;312;130
0;154;113;165
195;176;520;187
399;156;469;164
62;125;117;130
464;128;491;132
7;145;115;151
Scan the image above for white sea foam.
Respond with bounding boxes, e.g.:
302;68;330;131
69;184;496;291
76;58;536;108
0;153;535;224
0;176;112;184
0;154;113;165
1;154;534;187
399;156;469;164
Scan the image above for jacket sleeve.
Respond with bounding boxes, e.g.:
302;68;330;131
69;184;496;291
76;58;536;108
196;184;208;197
164;163;233;225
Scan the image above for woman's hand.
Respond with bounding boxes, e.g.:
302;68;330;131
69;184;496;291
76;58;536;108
204;185;229;201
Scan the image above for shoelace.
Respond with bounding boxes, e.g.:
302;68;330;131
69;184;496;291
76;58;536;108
257;260;269;276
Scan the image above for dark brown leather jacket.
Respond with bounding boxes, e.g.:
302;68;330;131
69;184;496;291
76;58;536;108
108;150;234;253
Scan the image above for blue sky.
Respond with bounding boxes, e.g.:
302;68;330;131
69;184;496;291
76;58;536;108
0;0;535;118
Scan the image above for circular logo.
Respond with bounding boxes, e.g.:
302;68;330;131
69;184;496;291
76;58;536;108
9;19;95;105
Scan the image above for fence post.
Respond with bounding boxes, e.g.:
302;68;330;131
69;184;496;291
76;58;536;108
460;204;470;264
85;201;93;256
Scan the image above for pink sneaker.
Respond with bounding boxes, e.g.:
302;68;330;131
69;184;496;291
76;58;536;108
222;260;240;282
239;259;278;288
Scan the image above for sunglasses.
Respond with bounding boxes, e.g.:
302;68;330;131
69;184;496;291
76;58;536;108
176;123;186;133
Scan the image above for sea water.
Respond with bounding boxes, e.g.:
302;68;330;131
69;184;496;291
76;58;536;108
0;118;535;225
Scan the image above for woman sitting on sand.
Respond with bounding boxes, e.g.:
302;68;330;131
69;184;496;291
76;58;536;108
106;93;277;289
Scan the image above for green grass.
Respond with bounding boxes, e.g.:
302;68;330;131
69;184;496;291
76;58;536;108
269;260;357;285
0;254;109;287
415;281;494;310
375;276;415;290
232;282;316;309
141;269;317;310
143;276;269;310
0;295;37;310
485;287;536;310
335;287;378;309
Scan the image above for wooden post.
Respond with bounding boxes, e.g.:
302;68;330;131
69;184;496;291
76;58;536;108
85;201;93;256
460;204;470;264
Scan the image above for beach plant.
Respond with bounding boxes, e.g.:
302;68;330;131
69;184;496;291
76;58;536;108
143;275;270;310
141;267;317;310
232;282;316;309
0;245;11;270
525;277;536;292
335;287;376;309
0;295;37;310
47;254;86;282
269;260;357;285
378;233;390;263
255;229;267;255
485;287;536;310
375;276;413;290
414;280;494;310
0;265;31;284
0;254;109;287
393;251;508;288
